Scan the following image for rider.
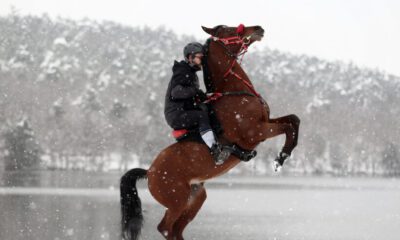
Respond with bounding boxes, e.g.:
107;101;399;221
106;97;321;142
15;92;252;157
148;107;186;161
164;42;229;165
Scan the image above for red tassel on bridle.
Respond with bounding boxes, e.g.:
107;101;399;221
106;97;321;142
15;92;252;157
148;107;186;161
236;23;245;35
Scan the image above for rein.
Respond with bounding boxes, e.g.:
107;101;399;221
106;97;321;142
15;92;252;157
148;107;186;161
204;91;256;104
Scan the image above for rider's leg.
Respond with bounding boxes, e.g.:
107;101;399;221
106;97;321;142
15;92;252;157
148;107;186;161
171;111;228;164
196;111;230;165
197;111;216;148
199;129;216;148
171;110;216;147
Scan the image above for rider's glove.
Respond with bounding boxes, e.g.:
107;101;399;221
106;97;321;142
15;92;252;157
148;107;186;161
195;89;208;102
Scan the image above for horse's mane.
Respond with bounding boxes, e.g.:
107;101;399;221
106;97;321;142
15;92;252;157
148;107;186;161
202;38;214;93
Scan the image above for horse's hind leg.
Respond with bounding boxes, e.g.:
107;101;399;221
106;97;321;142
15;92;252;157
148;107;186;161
157;209;171;238
154;182;191;240
172;183;207;239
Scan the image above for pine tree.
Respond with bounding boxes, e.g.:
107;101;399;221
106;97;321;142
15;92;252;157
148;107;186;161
109;99;132;170
382;142;400;176
3;118;42;170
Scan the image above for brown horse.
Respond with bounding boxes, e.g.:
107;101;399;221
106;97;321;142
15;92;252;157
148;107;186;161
120;24;300;240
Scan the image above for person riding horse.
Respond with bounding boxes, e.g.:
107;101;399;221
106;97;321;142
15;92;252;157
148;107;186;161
164;42;229;165
121;24;300;240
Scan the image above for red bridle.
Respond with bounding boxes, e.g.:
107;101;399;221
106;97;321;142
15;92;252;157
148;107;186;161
209;24;261;99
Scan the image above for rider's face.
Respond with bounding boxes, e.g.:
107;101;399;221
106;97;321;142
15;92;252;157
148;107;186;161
190;53;204;67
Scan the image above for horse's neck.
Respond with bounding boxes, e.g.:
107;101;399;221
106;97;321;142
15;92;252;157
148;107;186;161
206;48;265;150
206;39;256;91
208;56;252;93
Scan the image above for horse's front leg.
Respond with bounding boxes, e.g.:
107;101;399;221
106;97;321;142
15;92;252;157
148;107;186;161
269;114;300;154
257;114;300;169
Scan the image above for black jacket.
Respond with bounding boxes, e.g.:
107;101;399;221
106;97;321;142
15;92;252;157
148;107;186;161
164;60;201;126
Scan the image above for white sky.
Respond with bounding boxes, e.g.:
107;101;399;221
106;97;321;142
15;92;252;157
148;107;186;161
1;0;399;76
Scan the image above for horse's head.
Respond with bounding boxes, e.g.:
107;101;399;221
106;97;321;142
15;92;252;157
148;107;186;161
202;24;264;48
201;24;264;92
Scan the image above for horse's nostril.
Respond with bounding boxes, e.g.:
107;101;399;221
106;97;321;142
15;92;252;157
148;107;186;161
253;26;264;34
256;27;264;35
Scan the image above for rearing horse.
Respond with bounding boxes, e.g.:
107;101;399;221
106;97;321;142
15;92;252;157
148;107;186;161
120;24;300;240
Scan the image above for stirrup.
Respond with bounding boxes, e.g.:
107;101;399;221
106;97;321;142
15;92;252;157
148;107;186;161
215;149;231;165
212;144;231;165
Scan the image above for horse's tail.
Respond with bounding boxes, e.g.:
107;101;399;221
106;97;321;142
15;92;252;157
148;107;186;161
120;168;148;240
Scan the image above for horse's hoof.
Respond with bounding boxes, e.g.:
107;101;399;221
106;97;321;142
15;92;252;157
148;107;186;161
273;152;290;172
273;160;282;172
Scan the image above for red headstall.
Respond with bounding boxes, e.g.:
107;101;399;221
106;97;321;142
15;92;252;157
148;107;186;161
208;24;262;101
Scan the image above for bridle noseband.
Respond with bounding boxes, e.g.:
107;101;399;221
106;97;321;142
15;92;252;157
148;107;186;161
211;24;250;61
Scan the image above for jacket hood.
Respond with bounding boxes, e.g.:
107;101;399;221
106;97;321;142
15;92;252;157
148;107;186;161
172;60;198;73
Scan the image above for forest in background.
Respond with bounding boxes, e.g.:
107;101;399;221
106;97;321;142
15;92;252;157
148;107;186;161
0;13;399;176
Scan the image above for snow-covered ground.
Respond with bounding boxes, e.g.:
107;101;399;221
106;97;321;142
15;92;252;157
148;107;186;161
0;176;399;240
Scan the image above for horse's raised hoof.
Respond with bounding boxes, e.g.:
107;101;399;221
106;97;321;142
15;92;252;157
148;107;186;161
273;160;282;172
273;152;290;172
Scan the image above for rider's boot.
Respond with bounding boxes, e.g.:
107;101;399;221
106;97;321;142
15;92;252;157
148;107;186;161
201;130;230;165
211;142;231;165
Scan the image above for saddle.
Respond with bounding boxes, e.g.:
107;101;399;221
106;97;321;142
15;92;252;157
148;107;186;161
172;129;190;140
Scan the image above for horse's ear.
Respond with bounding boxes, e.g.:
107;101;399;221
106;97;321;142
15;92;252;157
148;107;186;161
202;26;217;36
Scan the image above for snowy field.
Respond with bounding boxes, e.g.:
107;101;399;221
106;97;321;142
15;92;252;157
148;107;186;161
0;173;400;240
